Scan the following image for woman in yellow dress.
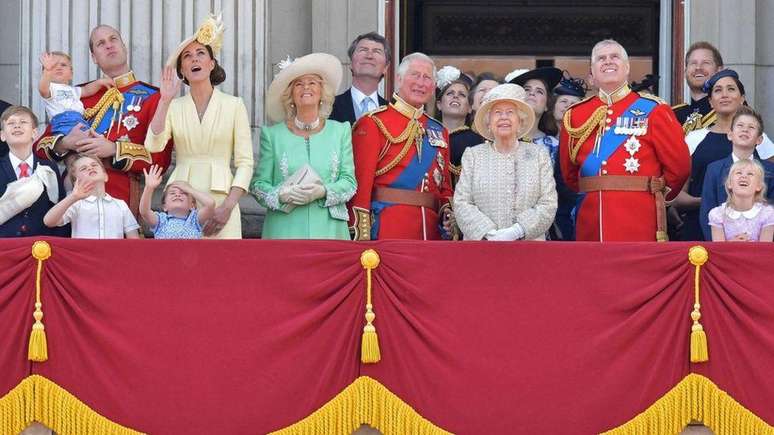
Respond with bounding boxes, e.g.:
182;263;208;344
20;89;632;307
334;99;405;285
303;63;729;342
145;14;253;239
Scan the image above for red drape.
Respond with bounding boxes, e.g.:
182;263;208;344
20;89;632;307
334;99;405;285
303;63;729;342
1;238;772;434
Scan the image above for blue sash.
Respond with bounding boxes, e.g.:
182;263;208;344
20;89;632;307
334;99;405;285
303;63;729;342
370;120;443;239
579;97;657;177
93;83;157;134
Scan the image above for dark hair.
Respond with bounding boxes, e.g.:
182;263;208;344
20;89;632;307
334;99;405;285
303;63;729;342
731;106;764;135
685;41;724;68
175;44;226;86
469;72;502;106
435;79;474;125
347;32;391;64
1;105;39;128
538;94;558;137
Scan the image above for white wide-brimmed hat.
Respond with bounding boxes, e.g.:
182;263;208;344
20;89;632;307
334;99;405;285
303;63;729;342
165;13;225;67
265;53;343;123
473;83;535;142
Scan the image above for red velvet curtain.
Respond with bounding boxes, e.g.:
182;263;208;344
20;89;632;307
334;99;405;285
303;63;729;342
1;238;772;434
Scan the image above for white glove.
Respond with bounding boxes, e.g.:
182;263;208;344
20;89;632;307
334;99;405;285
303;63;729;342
279;185;306;205
292;183;326;205
485;224;525;241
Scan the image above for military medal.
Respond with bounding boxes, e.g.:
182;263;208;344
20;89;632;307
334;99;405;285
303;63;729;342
624;137;641;155
122;114;139;131
624;157;641;173
433;167;442;186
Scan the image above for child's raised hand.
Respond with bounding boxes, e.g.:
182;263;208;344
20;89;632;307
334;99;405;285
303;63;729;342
96;77;115;89
159;66;181;102
168;180;193;193
143;165;164;190
72;178;95;200
39;52;57;71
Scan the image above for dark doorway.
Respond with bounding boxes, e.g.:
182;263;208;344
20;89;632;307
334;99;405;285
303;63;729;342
401;0;661;93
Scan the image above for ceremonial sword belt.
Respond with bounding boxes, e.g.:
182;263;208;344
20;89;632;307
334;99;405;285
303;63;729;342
374;187;439;210
578;175;669;241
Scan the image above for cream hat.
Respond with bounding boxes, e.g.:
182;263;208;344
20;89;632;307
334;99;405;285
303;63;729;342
265;53;343;123
165;13;225;67
473;83;535;142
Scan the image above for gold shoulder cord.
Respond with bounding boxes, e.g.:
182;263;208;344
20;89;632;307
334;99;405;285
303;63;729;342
83;88;125;130
371;115;424;176
563;105;607;165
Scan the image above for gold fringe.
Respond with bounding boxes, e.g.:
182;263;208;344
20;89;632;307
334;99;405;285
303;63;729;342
0;375;144;435
28;241;52;362
563;104;607;165
269;376;452;435
601;373;774;435
360;250;381;364
83;87;124;130
688;246;709;363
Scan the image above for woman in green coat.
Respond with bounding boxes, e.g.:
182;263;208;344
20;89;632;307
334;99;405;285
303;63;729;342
251;53;356;239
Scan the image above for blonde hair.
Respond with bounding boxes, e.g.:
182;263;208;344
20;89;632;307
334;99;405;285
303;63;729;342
280;74;335;121
69;154;105;184
725;159;768;209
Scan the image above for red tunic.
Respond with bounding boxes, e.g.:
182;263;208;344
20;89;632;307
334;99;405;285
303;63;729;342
35;72;173;207
348;99;453;240
559;88;690;241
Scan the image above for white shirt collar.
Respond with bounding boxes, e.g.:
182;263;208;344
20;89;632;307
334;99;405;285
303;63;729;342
350;86;379;107
724;201;763;219
8;151;34;178
84;192;114;203
731;152;755;163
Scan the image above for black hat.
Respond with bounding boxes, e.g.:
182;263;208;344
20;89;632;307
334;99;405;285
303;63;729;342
702;69;745;95
507;67;563;90
554;73;588;98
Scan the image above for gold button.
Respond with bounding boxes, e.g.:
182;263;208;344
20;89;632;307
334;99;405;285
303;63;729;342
606;118;612;124
607;110;613;115
602;169;608;175
602;160;607;165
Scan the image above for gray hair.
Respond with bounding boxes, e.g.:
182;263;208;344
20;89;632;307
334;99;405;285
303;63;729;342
395;52;437;87
590;39;629;64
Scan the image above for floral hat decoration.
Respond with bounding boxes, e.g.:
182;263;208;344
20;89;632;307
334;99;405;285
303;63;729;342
166;13;226;67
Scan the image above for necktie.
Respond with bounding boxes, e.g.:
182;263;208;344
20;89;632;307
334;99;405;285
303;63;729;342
359;97;374;119
18;162;30;178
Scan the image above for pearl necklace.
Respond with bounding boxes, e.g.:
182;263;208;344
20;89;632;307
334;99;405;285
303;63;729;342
294;116;320;131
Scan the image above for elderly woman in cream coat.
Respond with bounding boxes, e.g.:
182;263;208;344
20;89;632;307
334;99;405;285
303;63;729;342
145;14;253;238
453;83;557;240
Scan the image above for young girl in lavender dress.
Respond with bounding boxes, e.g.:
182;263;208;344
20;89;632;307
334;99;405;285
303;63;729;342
709;159;774;241
140;164;215;239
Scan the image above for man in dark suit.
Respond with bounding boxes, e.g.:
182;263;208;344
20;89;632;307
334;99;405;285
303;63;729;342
0;99;11;155
699;107;774;239
0;106;65;237
330;32;390;125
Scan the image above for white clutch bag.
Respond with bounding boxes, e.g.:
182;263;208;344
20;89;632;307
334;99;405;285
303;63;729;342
279;164;322;213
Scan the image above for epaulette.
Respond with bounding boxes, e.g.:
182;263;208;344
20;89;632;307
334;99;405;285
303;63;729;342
364;105;388;118
701;110;717;128
425;114;444;128
671;103;688;110
352;105;388;131
567;94;595;111
638;91;667;105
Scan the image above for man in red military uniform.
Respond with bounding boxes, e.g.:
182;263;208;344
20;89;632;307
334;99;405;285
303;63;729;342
559;39;690;241
35;25;173;214
348;52;454;240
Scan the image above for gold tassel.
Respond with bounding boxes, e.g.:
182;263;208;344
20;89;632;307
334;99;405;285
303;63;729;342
28;241;52;362
360;249;381;364
688;246;709;363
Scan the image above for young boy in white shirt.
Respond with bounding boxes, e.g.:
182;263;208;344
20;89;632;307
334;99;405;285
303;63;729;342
38;51;113;136
44;154;139;238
